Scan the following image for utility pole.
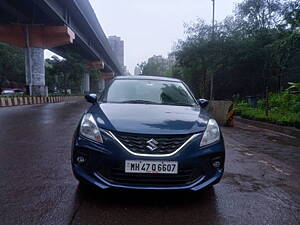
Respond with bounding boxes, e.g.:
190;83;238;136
210;0;215;100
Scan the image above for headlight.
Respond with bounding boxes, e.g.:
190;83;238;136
200;119;220;147
80;113;103;143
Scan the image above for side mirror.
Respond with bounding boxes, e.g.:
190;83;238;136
198;99;209;108
85;94;97;104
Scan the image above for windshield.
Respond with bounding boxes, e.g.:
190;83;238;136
104;79;197;106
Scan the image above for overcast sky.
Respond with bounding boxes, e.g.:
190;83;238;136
46;0;242;74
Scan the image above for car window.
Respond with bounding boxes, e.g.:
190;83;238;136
104;79;196;106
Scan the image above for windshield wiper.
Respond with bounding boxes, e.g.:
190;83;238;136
120;100;158;104
176;104;195;106
162;102;196;107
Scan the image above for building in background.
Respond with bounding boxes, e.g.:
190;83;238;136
138;54;176;76
108;36;124;72
134;66;141;76
148;55;164;65
123;66;132;76
167;53;176;67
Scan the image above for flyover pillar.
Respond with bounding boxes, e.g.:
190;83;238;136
0;24;75;96
83;73;90;94
102;72;115;89
98;78;105;93
25;47;47;96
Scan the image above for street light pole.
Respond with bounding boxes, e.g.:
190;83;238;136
210;0;215;100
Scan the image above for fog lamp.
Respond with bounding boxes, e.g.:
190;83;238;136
212;160;221;168
76;156;86;164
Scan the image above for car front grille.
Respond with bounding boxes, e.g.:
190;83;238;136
113;132;192;155
97;167;203;186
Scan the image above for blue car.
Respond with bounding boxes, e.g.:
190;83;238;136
72;76;225;191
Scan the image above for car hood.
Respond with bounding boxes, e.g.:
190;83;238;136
91;103;209;135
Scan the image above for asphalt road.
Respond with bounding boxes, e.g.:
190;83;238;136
0;101;299;225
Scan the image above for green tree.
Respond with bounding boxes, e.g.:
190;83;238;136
171;0;300;100
0;42;25;88
45;52;94;94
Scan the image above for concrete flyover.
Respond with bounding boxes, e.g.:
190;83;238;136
0;0;123;95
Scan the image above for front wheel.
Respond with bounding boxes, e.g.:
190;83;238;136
78;181;94;192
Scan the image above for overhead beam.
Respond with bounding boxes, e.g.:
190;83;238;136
101;72;115;80
87;61;105;70
32;0;122;75
0;24;75;48
0;0;123;75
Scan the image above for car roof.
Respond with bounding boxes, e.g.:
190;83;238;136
114;75;181;82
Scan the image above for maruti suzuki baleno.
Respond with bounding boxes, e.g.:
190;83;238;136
72;76;225;191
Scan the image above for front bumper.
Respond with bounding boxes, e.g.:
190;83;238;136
72;130;225;191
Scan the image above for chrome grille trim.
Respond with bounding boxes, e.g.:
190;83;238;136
109;131;201;157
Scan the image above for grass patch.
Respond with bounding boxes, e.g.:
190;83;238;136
235;92;300;129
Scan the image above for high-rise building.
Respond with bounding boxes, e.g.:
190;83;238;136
108;36;124;70
123;66;132;76
148;55;164;64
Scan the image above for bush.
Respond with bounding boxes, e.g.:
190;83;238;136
268;91;300;114
235;91;300;128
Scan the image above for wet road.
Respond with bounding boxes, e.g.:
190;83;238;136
0;102;299;225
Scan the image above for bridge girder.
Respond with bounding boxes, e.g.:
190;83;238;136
0;0;122;75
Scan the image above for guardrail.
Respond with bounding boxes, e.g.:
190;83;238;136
0;96;84;107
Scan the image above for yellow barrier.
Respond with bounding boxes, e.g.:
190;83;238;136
0;98;5;107
0;96;83;107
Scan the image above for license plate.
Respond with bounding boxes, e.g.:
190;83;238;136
125;160;178;174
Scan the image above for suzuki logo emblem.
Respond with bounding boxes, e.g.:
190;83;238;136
146;138;159;151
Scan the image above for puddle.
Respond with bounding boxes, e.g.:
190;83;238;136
223;172;268;192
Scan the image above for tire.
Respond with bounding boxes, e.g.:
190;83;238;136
78;181;93;191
